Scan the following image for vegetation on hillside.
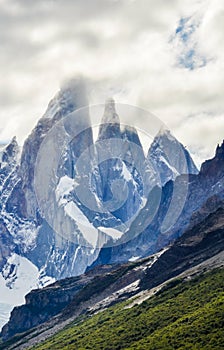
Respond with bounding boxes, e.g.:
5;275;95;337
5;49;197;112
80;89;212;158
30;268;224;350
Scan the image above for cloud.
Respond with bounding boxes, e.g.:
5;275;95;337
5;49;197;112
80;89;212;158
174;112;224;167
171;15;208;70
0;0;223;165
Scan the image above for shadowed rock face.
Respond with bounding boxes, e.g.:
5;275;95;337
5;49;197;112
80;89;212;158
1;137;19;165
200;141;224;177
0;220;15;270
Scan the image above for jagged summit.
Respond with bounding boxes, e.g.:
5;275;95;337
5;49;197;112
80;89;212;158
102;98;120;124
1;136;19;163
200;139;224;176
215;140;224;159
148;128;198;185
156;125;171;136
154;126;178;144
59;77;88;108
98;98;120;140
122;125;142;147
42;77;88;120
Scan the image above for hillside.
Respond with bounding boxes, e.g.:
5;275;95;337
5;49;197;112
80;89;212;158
20;268;224;350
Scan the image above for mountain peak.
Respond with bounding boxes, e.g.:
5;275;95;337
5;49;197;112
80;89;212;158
97;98;120;140
105;97;115;106
60;77;87;103
2;136;19;163
155;126;176;141
148;128;198;185
200;139;224;176
43;77;88;120
157;125;169;135
101;98;120;125
215;140;224;159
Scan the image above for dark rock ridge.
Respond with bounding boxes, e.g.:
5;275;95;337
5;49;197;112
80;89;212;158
200;140;224;177
1;137;19;165
141;206;224;290
0;220;15;271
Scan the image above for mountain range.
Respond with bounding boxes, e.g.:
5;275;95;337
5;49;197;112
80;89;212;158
0;78;223;347
0;79;198;284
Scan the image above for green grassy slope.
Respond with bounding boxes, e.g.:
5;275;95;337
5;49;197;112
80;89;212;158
31;268;224;350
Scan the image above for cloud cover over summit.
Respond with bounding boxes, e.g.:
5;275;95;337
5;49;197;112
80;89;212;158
0;0;223;165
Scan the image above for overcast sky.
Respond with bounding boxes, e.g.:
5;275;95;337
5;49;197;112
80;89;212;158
0;0;223;166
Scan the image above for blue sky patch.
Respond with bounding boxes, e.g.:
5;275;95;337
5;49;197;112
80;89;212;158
172;16;207;70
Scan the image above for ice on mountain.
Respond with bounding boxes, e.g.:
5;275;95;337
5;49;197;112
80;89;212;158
1;253;39;291
98;227;123;240
55;175;76;205
65;201;99;248
128;256;140;262
122;162;133;182
0;303;13;332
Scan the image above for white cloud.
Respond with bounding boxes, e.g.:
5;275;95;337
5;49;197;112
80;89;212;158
0;0;223;165
175;112;224;167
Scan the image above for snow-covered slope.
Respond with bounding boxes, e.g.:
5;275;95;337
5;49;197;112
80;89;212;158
0;253;54;331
